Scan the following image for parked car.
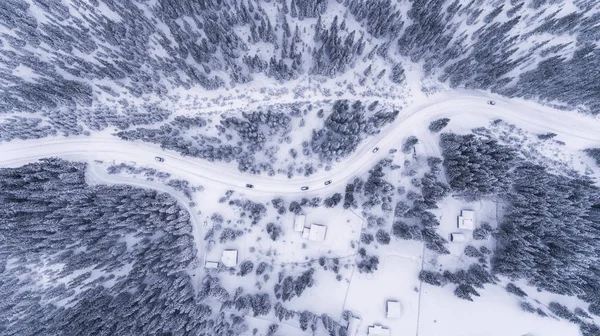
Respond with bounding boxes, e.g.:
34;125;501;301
372;147;379;153
155;156;165;162
301;186;309;191
246;184;254;188
487;100;496;106
324;180;332;185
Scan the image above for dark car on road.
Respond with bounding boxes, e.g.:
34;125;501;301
301;186;309;191
246;184;254;188
324;180;332;185
372;147;379;153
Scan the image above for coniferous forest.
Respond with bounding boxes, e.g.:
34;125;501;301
1;0;600;335
0;159;246;335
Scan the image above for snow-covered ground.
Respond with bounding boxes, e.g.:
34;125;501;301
3;89;600;336
1;90;599;194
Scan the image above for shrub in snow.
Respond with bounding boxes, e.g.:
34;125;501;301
361;233;374;245
428;118;450;133
266;223;283;241
479;246;491;255
356;252;379;274
574;307;592;320
324;193;342;208
584;148;600;166
473;222;493;240
375;229;391;245
520;302;535;313
392;222;422;241
256;262;269;276
266;324;279;336
464;245;483;258
288;201;302;214
453;284;480;301
402;136;419;153
422;228;449;254
505;283;527;297
589;303;600;317
537;132;557;140
548;302;579;322
220;228;244;243
394;201;410;218
271;198;286;214
390;63;405;84
238;261;254;276
419;270;445;286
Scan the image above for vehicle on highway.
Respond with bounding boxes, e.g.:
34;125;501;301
155;156;165;162
324;180;332;185
246;184;254;188
487;100;496;106
301;186;309;191
372;147;379;153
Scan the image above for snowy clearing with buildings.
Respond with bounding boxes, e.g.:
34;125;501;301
2;1;600;336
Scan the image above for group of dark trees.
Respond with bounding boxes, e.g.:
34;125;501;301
273;269;315;302
311;100;398;161
438;131;600;334
440;133;516;196
117;109;291;174
493;164;600;314
419;263;496;301
0;158;246;335
1;0;599;145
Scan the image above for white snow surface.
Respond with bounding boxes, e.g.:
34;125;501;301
2;89;600;336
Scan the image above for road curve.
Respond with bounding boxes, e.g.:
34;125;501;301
1;90;599;194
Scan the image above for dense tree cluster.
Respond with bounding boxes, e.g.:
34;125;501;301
493;164;600;309
428;118;450;133
0;158;245;335
0;0;598;147
311;100;398;161
440;133;516;196
356;247;379;274
273;269;315;302
584;148;600;166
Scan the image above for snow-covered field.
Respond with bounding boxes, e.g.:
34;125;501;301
2;88;600;336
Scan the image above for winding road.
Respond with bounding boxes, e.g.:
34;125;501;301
1;90;599;195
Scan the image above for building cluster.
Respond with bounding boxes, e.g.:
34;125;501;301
345;300;402;336
204;249;238;269
451;209;475;243
293;214;327;241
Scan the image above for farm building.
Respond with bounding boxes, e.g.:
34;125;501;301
386;300;402;319
457;210;475;230
302;227;310;239
204;261;219;269
294;214;306;232
221;250;238;267
346;315;361;336
368;324;391;336
307;223;327;241
450;233;466;243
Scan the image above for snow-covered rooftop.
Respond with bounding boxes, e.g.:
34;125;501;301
450;233;466;243
368;324;390;336
386;300;402;319
308;223;327;241
347;316;361;336
221;250;238;267
458;210;475;230
294;214;306;232
204;261;219;269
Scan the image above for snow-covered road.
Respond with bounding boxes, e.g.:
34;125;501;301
1;90;599;195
